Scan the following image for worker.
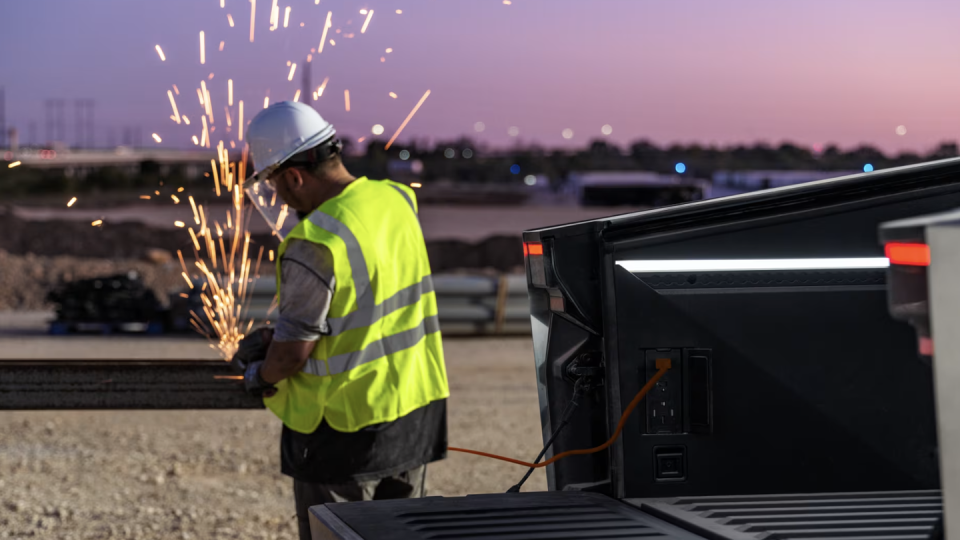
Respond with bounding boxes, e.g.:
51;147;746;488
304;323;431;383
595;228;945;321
232;101;450;540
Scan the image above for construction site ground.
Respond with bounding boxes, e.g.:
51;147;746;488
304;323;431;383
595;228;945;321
0;327;547;539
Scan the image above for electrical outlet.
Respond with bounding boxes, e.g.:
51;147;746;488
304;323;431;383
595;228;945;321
644;349;683;434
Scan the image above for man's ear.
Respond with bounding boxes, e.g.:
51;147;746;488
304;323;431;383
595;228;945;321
282;168;306;191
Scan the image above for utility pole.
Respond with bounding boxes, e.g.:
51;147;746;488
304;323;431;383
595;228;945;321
0;87;6;148
75;99;85;148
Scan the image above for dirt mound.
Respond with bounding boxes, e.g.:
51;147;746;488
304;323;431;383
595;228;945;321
0;250;185;311
0;207;524;272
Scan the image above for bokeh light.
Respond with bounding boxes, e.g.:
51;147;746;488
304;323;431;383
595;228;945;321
444;148;456;158
561;128;573;139
896;125;907;136
474;122;485;132
863;163;874;172
510;164;521;174
508;126;520;137
675;162;686;174
462;148;474;159
371;124;384;135
601;124;613;136
524;175;537;186
399;149;410;160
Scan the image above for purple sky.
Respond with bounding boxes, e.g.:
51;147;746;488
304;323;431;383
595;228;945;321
3;0;960;153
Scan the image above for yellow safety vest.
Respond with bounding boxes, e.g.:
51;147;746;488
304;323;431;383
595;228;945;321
264;177;449;434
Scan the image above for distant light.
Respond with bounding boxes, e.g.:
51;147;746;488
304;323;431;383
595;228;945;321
444;148;456;159
675;162;686;174
561;128;573;139
399;150;411;160
360;9;368;14
396;9;402;14
896;125;907;136
372;124;385;135
510;164;521;174
411;182;422;188
863;163;874;172
601;124;613;136
462;148;474;159
524;175;536;186
152;133;163;143
474;121;485;132
8;161;22;168
508;126;520;137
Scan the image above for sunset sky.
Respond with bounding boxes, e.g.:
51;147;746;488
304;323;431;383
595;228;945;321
3;0;960;153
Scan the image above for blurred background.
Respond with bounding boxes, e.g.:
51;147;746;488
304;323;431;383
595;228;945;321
2;0;959;538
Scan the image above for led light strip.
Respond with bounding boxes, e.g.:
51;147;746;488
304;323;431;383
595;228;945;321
617;258;890;273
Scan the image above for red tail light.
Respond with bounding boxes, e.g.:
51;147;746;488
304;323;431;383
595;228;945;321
885;242;930;267
524;242;543;256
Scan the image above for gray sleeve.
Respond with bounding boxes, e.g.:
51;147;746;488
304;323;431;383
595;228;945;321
273;239;337;343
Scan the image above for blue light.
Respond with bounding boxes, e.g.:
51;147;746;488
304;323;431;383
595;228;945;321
863;163;874;172
510;164;521;174
675;162;686;174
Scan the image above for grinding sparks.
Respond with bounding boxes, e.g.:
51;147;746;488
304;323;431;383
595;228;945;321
228;79;233;106
172;84;180;95
287;63;297;81
384;89;431;150
8;161;21;168
389;92;397;99
316;77;329;97
91;220;103;227
192;135;200;145
155;45;166;61
344;90;351;111
175;221;185;228
189;196;200;224
269;0;279;31
293;89;301;102
317;11;332;54
197;88;205;105
238;101;244;140
224;106;233;126
167;90;181;124
67;197;77;207
140;195;152;200
410;182;422;188
385;47;393;53
200;31;206;64
396;9;402;14
182;272;194;289
264;96;270;109
269;250;274;262
201;116;210;147
219;40;225;52
152;133;163;143
360;9;374;33
503;0;512;4
171;194;180;204
249;0;256;42
283;6;291;27
227;13;235;26
220;0;224;7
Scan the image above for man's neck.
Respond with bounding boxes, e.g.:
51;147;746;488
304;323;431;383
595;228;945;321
314;172;357;208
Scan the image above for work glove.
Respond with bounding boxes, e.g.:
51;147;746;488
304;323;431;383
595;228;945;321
244;361;277;398
231;327;274;373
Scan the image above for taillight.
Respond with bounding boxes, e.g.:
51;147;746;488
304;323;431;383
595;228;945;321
524;242;543;257
885;242;930;267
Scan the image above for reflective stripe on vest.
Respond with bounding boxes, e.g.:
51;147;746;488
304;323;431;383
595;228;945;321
303;314;440;376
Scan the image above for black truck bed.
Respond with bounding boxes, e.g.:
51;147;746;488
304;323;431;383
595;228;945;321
310;490;942;540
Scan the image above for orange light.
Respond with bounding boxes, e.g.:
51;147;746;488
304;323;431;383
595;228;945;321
885;242;930;267
525;242;543;256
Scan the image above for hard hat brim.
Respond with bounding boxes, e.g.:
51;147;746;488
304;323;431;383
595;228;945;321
245;128;336;185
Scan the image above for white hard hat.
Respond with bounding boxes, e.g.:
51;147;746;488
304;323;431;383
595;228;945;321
245;101;337;183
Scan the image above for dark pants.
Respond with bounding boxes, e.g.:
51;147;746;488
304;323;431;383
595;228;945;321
294;464;428;540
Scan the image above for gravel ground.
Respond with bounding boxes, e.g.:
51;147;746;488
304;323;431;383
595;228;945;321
0;336;547;539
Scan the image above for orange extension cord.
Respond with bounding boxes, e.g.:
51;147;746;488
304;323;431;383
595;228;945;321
448;358;672;468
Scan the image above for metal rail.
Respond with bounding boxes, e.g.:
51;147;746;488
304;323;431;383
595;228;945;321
0;360;263;410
